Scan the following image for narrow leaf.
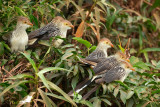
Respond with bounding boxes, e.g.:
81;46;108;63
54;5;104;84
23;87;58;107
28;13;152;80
75;20;85;37
0;80;29;96
47;81;77;107
73;37;92;48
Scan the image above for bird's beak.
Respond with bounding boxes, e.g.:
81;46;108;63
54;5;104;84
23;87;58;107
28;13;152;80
131;67;135;71
69;24;74;28
126;59;130;62
110;43;114;47
28;22;33;26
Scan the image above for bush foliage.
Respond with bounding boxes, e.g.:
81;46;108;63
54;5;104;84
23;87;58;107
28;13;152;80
0;0;160;107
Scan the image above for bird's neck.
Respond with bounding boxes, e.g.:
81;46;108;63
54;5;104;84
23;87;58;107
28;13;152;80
96;44;110;55
16;24;28;31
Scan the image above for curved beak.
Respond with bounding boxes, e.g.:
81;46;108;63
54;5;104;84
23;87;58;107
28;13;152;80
28;22;33;26
126;59;130;62
110;43;114;47
69;24;74;28
131;67;135;71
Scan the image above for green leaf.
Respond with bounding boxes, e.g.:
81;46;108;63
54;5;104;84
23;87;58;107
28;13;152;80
133;61;150;71
79;100;93;107
126;90;134;99
38;88;53;107
47;81;77;107
14;6;27;16
113;85;120;97
29;15;39;27
21;52;38;72
46;93;68;102
38;73;51;92
152;90;160;95
71;75;79;89
0;42;4;56
89;46;97;52
61;52;73;60
38;67;71;74
101;99;112;106
8;74;34;79
134;86;147;99
0;59;7;66
140;48;160;53
118;45;125;53
115;81;129;89
93;98;101;107
73;37;92;48
120;90;127;104
0;80;30;97
151;0;160;10
138;27;143;50
2;42;11;52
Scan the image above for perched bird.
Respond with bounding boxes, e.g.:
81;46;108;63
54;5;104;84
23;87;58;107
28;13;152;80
80;38;114;66
95;60;135;84
10;16;33;52
73;60;135;95
68;51;130;95
93;51;130;75
28;16;74;47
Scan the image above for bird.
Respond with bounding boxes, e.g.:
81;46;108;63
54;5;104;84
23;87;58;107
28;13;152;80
93;51;130;75
10;16;33;52
95;60;135;84
68;51;131;96
28;16;74;47
72;60;135;95
80;38;114;66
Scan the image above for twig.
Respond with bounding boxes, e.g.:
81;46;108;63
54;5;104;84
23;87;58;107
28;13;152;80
10;61;24;74
143;0;160;11
124;38;131;51
2;66;13;77
117;34;122;47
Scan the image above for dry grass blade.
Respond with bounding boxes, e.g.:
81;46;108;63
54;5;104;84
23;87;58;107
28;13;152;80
95;7;101;41
153;12;160;30
75;20;85;37
86;23;98;40
71;1;85;19
125;38;131;51
117;34;122;47
10;61;24;74
123;9;141;16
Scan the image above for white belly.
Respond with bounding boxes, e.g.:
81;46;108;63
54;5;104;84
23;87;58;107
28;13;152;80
10;30;28;52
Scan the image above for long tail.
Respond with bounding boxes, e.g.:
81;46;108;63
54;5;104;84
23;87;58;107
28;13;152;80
68;78;94;96
69;75;102;96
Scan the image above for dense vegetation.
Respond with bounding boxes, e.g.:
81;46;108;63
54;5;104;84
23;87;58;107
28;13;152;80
0;0;160;107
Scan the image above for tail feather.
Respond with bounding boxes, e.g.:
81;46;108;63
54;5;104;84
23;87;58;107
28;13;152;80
69;75;101;96
75;79;92;94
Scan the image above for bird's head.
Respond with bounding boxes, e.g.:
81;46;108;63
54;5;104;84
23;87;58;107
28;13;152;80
121;61;135;72
52;16;74;31
17;16;33;28
115;51;130;62
98;38;114;49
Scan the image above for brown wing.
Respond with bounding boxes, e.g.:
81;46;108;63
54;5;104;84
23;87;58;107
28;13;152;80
28;22;60;40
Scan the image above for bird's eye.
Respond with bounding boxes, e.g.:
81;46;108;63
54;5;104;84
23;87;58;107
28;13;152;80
65;23;68;25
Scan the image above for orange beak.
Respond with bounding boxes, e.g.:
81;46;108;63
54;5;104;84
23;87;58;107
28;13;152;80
69;24;74;28
126;59;130;62
131;67;135;71
110;43;114;47
28;22;33;26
